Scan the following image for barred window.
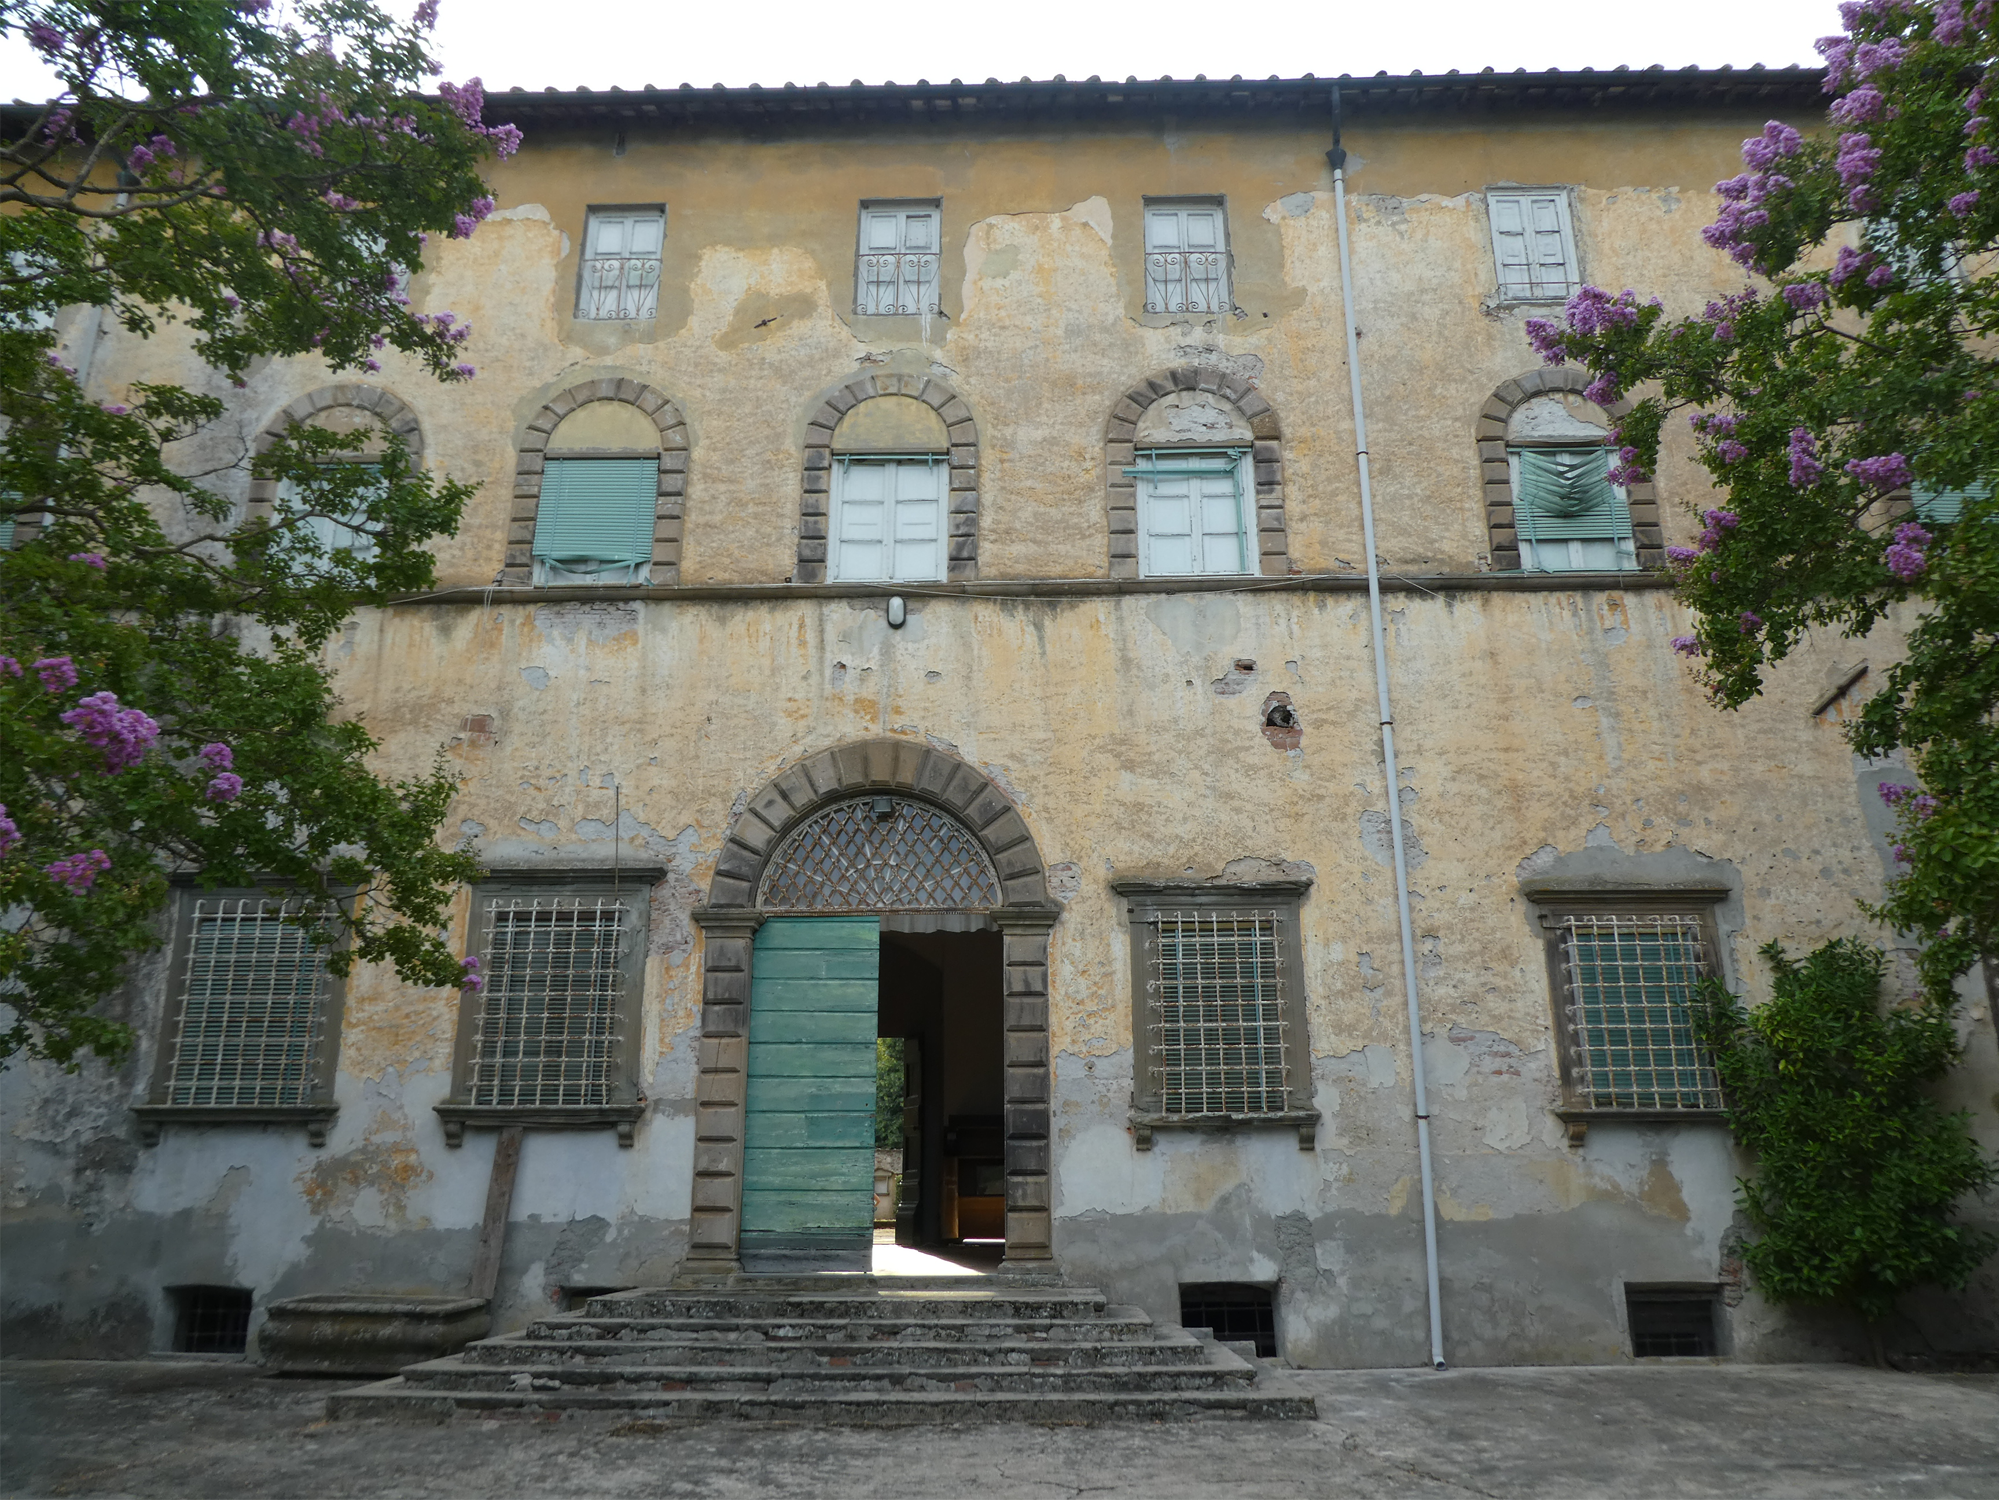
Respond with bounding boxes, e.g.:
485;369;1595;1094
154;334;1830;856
458;891;641;1111
856;202;940;316
576;207;664;321
1144;200;1230;315
1117;881;1316;1147
158;897;333;1108
1543;907;1724;1113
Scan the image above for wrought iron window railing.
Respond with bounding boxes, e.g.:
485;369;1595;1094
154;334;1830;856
758;796;1000;911
1144;250;1229;315
856;251;940;316
576;253;662;321
1147;908;1290;1116
1556;913;1722;1111
467;896;629;1108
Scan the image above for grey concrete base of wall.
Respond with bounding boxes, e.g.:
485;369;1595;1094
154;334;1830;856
258;1295;491;1377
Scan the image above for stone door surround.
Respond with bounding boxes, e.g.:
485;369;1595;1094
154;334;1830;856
687;738;1057;1274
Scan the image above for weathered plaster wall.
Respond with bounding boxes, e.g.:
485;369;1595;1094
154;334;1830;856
11;102;1994;1366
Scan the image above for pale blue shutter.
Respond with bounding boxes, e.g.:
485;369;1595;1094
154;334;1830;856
1911;480;1988;525
1514;448;1631;542
532;458;657;579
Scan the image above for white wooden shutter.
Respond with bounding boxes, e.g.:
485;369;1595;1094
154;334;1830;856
1136;452;1249;576
1488;191;1577;301
1144;203;1230;313
856;204;941;314
833;459;943;581
578;210;663;319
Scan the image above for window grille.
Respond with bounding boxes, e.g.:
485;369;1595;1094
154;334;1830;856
1626;1287;1718;1356
1511;447;1636;572
467;896;629;1107
831;457;945;582
161;899;329;1107
856;203;940;315
171;1286;253;1354
1179;1283;1277;1357
1129;449;1251;577
1557;914;1721;1111
1487;190;1579;301
1144;202;1230;314
758;797;1001;911
1147;909;1290;1116
576;209;664;320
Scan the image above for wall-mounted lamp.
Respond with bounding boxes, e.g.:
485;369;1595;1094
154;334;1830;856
886;595;907;628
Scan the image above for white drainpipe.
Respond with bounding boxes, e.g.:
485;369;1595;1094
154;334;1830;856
1329;94;1447;1371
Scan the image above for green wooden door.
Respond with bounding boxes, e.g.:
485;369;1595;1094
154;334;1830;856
740;916;879;1272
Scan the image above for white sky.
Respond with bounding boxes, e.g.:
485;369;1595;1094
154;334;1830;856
2;0;1843;102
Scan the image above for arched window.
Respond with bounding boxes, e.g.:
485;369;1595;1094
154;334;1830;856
758;795;1002;911
798;374;977;584
248;385;423;560
1106;366;1287;579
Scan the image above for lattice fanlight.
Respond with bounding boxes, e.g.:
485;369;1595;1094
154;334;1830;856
758;796;1001;911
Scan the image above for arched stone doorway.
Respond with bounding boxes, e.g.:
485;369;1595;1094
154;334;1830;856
685;739;1057;1275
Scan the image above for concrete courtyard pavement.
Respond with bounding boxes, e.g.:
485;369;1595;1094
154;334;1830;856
3;1358;1996;1499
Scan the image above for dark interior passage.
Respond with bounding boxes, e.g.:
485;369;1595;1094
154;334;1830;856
877;928;1004;1264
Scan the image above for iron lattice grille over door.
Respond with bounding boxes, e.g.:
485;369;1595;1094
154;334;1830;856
758;796;1001;911
468;896;629;1107
164;899;329;1106
1149;909;1290;1115
1559;914;1722;1110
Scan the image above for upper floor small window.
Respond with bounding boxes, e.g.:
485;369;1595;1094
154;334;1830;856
1131;448;1251;577
856;202;940;315
1487;189;1578;303
1144;199;1230;314
576;207;664;321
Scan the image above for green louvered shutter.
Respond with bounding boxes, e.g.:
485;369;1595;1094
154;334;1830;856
740;916;879;1273
531;458;657;575
1514;447;1632;542
1911;480;1989;525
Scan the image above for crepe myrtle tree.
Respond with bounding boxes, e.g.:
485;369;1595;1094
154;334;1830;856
1525;0;1998;1001
0;0;519;1066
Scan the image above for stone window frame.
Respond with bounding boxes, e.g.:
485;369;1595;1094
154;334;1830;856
134;883;348;1149
797;373;978;583
506;378;690;586
688;738;1055;1274
246;384;423;528
1105;365;1288;580
1477;368;1662;572
1527;887;1731;1144
435;870;658;1149
1112;878;1320;1150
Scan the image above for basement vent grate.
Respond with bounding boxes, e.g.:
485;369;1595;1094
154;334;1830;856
1626;1287;1718;1357
1179;1283;1277;1358
172;1285;252;1354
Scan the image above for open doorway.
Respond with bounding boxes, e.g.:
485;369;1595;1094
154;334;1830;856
876;928;1004;1276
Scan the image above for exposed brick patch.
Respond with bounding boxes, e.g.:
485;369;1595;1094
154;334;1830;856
505;380;690;585
1478;368;1662;571
795;374;979;583
1105;365;1289;579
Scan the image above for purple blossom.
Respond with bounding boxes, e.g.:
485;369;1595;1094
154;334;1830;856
1819;35;1857;92
1788;428;1825;487
1879;782;1915;807
99;402;127;415
44;849;110;893
1853;38;1909;81
0;805;17;858
1739;611;1764;633
1739;120;1804;169
1832;244;1878;285
1671;635;1704;657
33;656;77;693
1950;190;1982;217
452;363;476;380
1836;133;1882;191
26;22;64;55
1936;0;1968;43
0;657;19;677
415;0;440;24
1884;519;1932;581
1583;372;1621;408
1666;546;1701;564
1830;86;1888;124
205;772;245;803
1891;842;1911;863
1912;794;1939;819
1716;440;1750;464
1865;262;1895;288
461;955;484;991
1563;285;1643;336
1607;461;1649;487
1783;281;1829;311
59;691;161;772
1691;412;1741;437
1846;453;1914;489
1697;508;1741;552
199;742;234;770
67;552;106;569
1967;145;1999;169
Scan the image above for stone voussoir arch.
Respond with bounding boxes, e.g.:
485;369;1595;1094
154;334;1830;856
505;377;690;585
246;383;423;521
1476;366;1663;571
796;372;979;584
1104;363;1289;579
684;737;1056;1274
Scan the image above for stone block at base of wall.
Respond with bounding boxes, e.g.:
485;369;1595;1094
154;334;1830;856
258;1294;491;1376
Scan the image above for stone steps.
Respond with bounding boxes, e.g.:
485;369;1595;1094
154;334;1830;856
324;1275;1318;1425
471;1333;1204;1369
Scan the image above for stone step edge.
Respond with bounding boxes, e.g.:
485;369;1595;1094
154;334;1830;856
325;1381;1318;1424
525;1312;1154;1337
401;1361;1250;1389
465;1339;1205;1366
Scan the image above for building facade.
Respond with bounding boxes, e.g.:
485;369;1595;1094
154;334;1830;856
6;67;1996;1368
